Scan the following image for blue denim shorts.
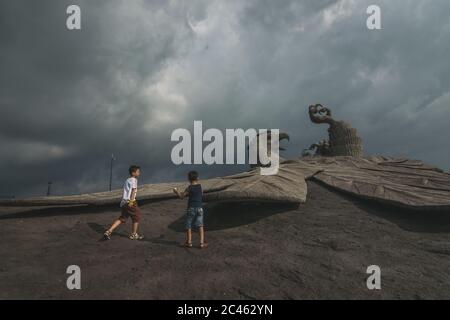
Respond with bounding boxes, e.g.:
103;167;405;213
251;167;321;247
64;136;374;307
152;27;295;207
185;207;204;230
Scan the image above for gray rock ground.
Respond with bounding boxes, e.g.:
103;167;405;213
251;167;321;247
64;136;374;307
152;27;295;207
0;182;449;299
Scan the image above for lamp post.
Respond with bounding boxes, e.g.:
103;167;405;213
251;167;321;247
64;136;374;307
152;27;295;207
47;181;52;196
109;154;115;191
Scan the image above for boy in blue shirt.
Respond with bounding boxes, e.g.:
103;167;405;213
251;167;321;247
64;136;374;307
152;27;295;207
173;171;208;249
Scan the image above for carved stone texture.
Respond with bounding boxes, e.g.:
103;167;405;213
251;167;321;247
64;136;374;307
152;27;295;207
308;104;363;157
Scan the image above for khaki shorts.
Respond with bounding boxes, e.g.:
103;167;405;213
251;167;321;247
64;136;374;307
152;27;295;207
119;203;142;223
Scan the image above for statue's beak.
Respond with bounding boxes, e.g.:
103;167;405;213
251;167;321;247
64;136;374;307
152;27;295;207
279;132;290;141
279;132;289;151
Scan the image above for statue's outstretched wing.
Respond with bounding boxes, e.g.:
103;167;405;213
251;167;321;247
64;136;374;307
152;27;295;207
1;157;450;210
0;162;319;207
304;156;450;210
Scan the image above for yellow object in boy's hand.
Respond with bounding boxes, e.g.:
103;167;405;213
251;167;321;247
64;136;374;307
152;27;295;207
128;199;136;206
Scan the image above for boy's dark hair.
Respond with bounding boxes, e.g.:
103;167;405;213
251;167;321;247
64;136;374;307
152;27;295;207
188;170;199;182
129;165;140;175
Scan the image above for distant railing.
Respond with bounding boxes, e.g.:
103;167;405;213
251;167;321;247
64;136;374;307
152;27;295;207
0;195;15;199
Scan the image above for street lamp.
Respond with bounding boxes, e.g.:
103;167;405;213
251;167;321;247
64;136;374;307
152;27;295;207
109;154;115;191
47;181;52;196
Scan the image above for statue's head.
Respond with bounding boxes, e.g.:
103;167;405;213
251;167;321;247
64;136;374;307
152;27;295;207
308;104;334;124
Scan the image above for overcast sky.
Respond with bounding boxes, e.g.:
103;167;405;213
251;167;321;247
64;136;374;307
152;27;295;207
1;0;450;197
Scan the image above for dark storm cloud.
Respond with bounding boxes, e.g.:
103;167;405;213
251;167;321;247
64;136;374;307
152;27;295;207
1;0;450;197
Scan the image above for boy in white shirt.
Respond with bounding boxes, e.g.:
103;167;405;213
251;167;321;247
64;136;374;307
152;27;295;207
104;165;143;240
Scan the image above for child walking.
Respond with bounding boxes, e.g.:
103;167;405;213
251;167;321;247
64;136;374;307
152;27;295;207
104;165;144;240
173;171;208;249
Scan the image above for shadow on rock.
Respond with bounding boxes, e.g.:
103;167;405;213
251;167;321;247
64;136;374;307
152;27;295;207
87;222;180;246
0;205;118;220
168;202;299;232
87;222;129;241
312;180;450;234
355;201;450;234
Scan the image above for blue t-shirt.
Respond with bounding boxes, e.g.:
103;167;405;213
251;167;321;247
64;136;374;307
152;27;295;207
187;184;203;208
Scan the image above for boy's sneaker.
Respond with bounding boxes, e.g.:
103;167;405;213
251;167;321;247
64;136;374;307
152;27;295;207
104;230;112;240
129;233;144;240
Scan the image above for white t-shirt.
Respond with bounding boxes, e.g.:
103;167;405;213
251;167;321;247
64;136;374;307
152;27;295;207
120;177;138;207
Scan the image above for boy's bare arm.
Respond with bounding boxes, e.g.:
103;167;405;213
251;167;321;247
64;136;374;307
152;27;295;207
173;187;188;199
172;188;183;199
130;188;137;201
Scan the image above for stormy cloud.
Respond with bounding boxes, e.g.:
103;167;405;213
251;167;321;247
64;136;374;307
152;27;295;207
1;0;450;197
